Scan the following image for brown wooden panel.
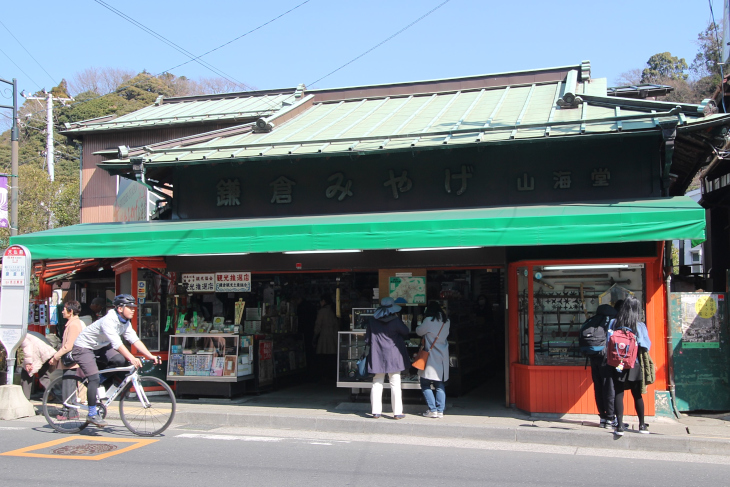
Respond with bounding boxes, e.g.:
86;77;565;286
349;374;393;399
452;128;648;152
79;124;238;223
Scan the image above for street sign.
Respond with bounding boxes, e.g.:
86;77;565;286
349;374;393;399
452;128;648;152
0;244;32;384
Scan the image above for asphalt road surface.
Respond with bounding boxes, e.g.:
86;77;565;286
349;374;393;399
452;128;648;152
1;416;729;487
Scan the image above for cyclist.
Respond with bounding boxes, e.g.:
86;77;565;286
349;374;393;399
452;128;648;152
72;294;161;427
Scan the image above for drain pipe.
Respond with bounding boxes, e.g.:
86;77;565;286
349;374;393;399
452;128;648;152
665;245;682;419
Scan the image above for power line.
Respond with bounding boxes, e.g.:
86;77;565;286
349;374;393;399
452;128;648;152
164;0;313;74
0;18;57;86
308;0;452;88
0;46;42;91
94;0;252;91
19;0;310;121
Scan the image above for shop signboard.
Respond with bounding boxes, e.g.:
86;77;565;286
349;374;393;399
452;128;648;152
0;245;32;384
114;179;148;222
182;273;215;293
215;272;251;293
175;136;659;220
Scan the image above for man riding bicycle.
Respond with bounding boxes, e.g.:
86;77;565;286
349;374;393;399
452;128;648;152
72;294;161;427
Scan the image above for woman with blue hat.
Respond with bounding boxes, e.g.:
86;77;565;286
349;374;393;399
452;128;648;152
365;296;411;419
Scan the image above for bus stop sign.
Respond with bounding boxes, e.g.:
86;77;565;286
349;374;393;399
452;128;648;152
0;244;31;385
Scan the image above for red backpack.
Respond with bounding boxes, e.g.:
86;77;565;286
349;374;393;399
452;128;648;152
606;327;638;369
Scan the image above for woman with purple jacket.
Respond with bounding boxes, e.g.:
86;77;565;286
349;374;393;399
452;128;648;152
366;297;411;419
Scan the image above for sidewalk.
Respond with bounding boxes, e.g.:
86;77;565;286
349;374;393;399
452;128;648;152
26;381;730;456
168;382;730;456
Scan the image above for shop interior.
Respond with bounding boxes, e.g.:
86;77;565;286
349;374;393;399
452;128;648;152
30;266;507;406
161;267;505;402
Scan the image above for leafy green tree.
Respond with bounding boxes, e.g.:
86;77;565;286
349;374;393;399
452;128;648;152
641;52;689;83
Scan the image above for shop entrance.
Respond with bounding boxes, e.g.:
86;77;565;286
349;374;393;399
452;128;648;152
168;266;506;407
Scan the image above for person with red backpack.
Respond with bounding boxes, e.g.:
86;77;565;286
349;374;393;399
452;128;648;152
606;295;652;436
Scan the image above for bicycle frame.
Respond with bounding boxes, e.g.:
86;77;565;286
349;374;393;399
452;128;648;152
62;364;152;411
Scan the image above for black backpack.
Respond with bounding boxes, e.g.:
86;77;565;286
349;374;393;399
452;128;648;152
578;314;611;356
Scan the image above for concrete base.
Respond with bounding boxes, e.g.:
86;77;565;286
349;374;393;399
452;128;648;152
0;385;36;420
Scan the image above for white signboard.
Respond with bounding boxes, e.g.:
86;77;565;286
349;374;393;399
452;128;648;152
182;273;216;293
0;244;32;384
215;272;251;293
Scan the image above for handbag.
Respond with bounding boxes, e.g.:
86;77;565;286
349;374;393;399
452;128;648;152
412;322;446;370
61;351;76;367
355;345;370;379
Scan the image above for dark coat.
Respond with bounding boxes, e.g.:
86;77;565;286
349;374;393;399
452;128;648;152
365;314;411;374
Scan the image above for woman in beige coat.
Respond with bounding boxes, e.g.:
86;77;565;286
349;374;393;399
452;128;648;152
48;301;85;418
20;334;57;400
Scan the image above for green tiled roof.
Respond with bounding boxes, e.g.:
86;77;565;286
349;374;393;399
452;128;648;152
62;90;299;134
99;75;729;169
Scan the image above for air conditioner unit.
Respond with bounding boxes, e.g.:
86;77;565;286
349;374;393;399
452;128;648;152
691;265;703;274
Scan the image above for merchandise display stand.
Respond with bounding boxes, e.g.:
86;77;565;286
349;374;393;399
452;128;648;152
167;333;255;398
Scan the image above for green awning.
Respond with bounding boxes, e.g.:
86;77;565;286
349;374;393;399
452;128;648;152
10;197;705;260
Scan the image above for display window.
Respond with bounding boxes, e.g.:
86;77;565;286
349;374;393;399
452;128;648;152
514;263;646;366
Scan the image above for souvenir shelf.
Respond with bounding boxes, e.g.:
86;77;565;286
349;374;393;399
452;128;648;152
167;334;255;397
520;264;645;366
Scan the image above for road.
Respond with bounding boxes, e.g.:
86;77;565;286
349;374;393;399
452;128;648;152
1;415;729;487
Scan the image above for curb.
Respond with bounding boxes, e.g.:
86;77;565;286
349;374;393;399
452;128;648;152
174;410;730;457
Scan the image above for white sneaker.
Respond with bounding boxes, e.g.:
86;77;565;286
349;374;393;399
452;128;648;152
422;411;438;418
436;412;444;418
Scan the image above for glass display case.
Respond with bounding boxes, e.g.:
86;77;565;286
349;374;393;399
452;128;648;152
167;334;254;382
138;302;161;352
336;331;421;392
531;263;645;366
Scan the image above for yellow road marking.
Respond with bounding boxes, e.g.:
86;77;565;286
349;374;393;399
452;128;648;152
1;436;158;461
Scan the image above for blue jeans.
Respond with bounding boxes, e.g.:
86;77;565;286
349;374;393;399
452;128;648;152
420;377;446;413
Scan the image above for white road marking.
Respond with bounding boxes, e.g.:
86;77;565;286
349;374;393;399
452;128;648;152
176;433;284;442
0;427;25;430
178;426;730;466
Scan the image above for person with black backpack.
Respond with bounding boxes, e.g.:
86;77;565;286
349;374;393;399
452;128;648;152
579;304;617;428
606;295;652;436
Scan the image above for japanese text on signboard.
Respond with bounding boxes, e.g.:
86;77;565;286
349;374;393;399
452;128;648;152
215;272;251;293
182;273;215;293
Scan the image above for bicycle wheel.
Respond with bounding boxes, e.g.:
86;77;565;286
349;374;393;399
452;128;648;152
42;375;88;434
119;376;176;436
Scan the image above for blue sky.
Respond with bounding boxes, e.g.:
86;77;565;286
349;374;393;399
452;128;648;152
0;0;722;98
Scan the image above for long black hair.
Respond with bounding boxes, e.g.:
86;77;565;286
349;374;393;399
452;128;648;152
614;295;640;334
424;301;447;323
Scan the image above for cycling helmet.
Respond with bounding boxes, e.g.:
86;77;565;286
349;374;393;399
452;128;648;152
113;294;137;308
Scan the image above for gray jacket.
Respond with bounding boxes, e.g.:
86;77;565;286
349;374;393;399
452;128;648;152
416;317;450;381
74;309;140;351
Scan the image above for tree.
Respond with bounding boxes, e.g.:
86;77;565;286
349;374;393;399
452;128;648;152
641;52;689;83
68;67;135;96
691;22;723;78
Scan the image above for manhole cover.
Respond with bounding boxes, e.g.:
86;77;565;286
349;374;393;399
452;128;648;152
51;443;118;456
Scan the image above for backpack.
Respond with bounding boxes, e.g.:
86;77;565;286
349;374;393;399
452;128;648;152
578;314;610;356
606;326;638;369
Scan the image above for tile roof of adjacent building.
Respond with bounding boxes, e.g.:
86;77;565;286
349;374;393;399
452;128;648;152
61;87;301;134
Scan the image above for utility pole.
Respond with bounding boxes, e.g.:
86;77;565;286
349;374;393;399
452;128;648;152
0;77;19;236
23;90;72;182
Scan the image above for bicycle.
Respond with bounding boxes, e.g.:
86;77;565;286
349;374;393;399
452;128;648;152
42;360;176;437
